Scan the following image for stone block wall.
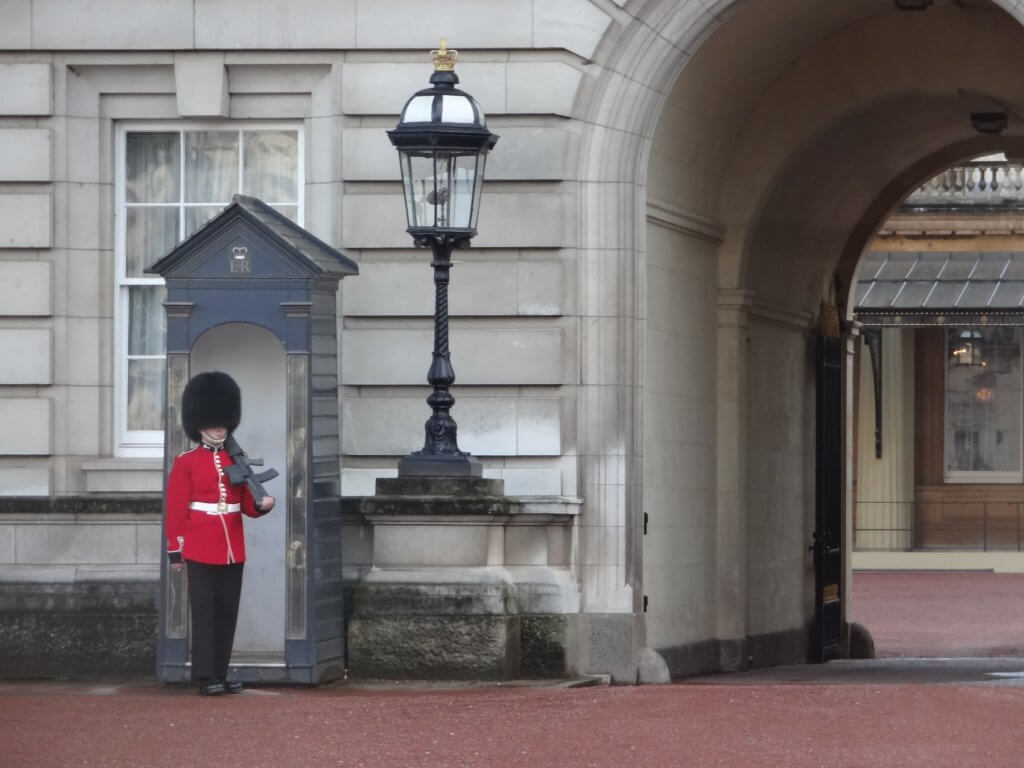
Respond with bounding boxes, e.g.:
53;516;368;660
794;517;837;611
0;497;161;678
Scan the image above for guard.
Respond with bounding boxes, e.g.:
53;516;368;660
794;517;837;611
165;371;276;695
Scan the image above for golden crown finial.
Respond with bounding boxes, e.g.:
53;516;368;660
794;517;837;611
430;39;458;72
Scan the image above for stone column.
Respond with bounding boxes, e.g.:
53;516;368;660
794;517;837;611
715;288;752;668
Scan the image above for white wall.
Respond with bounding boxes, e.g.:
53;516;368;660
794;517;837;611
855;328;915;551
745;318;815;638
642;219;718;651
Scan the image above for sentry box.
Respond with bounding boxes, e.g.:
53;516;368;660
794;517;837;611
148;195;358;684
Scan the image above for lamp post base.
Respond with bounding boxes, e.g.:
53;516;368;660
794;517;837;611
398;452;483;478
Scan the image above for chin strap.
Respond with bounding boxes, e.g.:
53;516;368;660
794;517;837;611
200;431;226;450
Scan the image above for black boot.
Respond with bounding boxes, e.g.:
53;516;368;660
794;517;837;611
221;680;244;694
198;679;226;696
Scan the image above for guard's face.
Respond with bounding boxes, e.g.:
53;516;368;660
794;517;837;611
202;427;228;441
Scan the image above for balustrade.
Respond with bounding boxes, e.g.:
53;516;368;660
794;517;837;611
905;163;1024;205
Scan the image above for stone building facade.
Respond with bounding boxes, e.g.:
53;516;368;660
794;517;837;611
5;0;1024;681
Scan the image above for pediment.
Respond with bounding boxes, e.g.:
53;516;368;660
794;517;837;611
147;196;358;282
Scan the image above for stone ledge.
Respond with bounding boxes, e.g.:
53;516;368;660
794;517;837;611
82;459;164;494
343;494;581;524
0;564;159;584
0;495;161;521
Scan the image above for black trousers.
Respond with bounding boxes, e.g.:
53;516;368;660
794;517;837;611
187;561;244;682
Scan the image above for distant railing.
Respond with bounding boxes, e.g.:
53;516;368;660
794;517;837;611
854;499;1024;552
904;163;1024;205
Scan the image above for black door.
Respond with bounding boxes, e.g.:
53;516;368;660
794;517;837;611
812;333;843;662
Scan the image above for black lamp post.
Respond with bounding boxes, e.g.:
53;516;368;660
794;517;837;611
388;40;499;477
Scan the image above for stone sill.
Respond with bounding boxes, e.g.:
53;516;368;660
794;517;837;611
82;458;163;494
0;495;161;521
0;564;159;583
353;495;582;525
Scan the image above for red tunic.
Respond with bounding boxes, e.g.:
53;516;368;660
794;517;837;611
164;445;265;565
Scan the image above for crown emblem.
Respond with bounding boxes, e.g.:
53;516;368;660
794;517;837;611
430;39;457;72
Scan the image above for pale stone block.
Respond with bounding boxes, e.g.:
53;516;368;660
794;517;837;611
195;0;356;49
66;117;102;184
64;387;100;456
63;319;101;386
0;0;30;48
0;564;75;582
341;192;406;248
474;190;571;248
343;190;569;249
343;397;560;456
32;0;194;49
342;261;433;315
342;129;399;181
227;64;333;96
16;523;137;565
456;400;518;456
0;63;51;115
449;262;519;316
342;260;523;316
65;251;103;318
518;261;563;315
0;262;51;316
341;467;397;497
507;63;582;117
486;127;572;182
343;126;570;182
373;524;489;568
342;328;562;385
0;330;51;385
174;54;229;117
135;523;162;564
0;526;14;562
0;467;49;496
82;459;163;493
484;467;561;496
61;183;102;251
504;527;549;566
516;400;561;455
76;564;160;582
534;0;612;60
354;1;531;48
0;194;52;248
341;517;374;568
342;62;505;118
0;130;51;181
309;115;343;185
0;399;50;455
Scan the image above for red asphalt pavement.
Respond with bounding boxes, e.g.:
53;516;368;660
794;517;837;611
2;681;1023;768
851;570;1024;657
2;571;1024;768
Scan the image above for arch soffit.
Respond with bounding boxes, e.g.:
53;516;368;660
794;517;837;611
578;0;1024;258
722;5;1024;302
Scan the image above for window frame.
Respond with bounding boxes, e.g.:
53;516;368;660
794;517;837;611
943;326;1024;484
113;121;305;456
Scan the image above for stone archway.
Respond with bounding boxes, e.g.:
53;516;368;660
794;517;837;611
572;0;1024;678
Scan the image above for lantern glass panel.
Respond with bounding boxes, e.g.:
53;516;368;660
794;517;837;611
471;154;487;230
401;151;439;230
447;153;478;230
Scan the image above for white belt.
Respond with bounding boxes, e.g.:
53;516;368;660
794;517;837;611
189;501;241;514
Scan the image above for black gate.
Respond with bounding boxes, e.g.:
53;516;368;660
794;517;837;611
812;333;843;662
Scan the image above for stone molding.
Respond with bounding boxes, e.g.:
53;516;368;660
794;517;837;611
646;199;725;243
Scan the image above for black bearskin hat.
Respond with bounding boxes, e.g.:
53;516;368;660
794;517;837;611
180;371;241;443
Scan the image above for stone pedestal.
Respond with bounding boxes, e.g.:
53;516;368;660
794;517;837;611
344;477;581;680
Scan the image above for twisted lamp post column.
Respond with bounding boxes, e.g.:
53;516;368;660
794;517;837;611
395;234;472;475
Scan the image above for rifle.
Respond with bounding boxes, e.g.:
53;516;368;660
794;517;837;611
223;434;279;509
